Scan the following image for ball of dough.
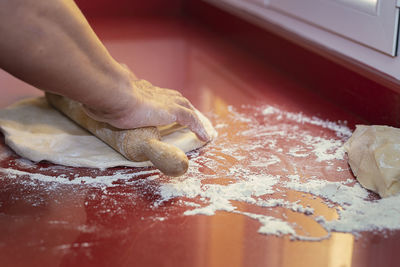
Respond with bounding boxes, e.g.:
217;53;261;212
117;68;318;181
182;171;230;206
344;125;400;198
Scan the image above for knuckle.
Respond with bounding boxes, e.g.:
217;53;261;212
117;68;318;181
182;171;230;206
177;97;191;107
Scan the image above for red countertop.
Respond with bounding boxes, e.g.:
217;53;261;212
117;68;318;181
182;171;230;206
1;6;400;267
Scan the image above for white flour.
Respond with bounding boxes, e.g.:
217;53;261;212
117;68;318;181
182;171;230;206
1;104;399;241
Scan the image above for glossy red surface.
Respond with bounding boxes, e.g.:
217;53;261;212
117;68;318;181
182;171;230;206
184;0;400;127
1;13;400;267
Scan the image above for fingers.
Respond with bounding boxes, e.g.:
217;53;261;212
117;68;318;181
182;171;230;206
138;81;193;110
152;88;207;141
155;87;182;97
175;106;210;142
174;96;194;110
153;86;199;118
88;77;211;142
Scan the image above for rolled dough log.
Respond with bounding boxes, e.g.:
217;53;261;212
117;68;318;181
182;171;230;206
0;97;217;169
344;125;400;198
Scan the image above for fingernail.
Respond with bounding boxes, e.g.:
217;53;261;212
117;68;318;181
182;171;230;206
201;128;210;142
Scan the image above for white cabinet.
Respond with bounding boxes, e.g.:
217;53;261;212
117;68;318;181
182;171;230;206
205;0;400;84
265;0;399;56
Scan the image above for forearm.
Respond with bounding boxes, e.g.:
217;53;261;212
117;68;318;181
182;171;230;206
0;0;209;140
0;0;129;111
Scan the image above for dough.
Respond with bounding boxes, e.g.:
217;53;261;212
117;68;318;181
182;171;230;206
344;125;400;198
0;97;217;169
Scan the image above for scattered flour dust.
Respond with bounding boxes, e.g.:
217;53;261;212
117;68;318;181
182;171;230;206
1;104;400;241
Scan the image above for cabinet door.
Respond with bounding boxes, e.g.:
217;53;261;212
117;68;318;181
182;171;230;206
265;0;399;56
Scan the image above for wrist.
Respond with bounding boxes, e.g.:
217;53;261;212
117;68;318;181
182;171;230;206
82;64;138;124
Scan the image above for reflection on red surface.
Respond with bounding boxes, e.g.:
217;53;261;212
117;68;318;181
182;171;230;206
185;0;400;127
1;17;400;267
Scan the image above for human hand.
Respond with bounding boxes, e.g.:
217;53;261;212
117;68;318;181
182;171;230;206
83;74;210;142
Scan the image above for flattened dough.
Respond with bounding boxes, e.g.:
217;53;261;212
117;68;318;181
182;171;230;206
344;125;400;198
0;97;217;168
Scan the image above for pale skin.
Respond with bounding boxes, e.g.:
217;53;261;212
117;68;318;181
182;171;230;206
0;0;210;141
